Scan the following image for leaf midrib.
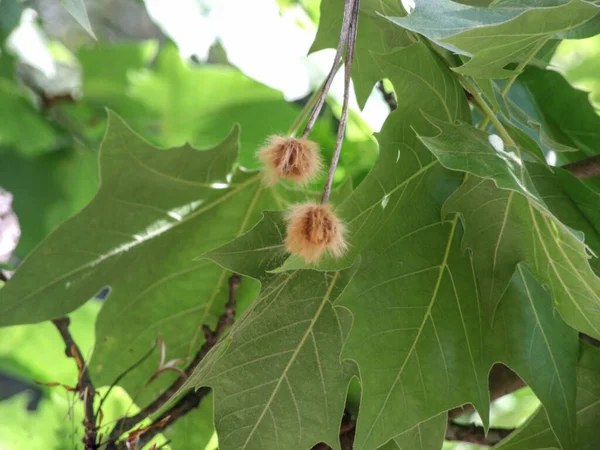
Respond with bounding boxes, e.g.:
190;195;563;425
240;271;341;450
1;173;261;313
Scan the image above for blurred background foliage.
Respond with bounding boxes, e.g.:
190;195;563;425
0;0;599;449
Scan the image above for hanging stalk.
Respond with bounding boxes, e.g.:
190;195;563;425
321;0;360;204
301;0;356;139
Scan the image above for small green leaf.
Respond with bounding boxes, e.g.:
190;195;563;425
60;0;96;39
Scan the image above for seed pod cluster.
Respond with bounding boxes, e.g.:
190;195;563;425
255;0;359;263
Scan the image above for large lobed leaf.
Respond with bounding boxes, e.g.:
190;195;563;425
387;0;600;78
0;112;310;403
185;42;579;450
418;118;600;338
184;212;356;450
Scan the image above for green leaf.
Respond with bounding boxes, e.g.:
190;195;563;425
60;0;96;39
318;43;576;449
0;112;239;325
495;343;600;450
311;0;413;107
124;44;302;168
0;146;98;258
0;79;60;155
387;0;600;78
515;67;600;163
393;413;447;450
0;110;346;405
419;118;600;338
185;212;356;450
0;114;263;403
486;265;578;449
532;167;600;275
189;42;578;450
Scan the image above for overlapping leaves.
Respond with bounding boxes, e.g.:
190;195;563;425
496;343;600;450
184;43;580;450
184;212;356;450
0;113;322;403
418;118;600;338
388;0;600;78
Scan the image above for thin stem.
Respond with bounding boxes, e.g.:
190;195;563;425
287;83;324;137
460;75;517;146
301;0;355;139
321;0;359;204
479;38;549;130
53;317;98;450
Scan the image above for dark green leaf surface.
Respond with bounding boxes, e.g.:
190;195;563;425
388;0;600;78
185;212;356;450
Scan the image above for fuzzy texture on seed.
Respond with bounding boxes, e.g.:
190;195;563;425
285;202;347;263
257;136;322;185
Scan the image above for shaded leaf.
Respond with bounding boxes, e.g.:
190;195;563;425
0;146;98;258
515;67;600;163
185;212;356;450
393;413;447;450
496;343;600;450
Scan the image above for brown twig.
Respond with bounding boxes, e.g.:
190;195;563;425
562;155;600;180
446;421;514;447
52;317;99;450
321;0;360;205
105;273;241;450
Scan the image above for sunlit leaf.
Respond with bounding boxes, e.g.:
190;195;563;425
388;0;600;78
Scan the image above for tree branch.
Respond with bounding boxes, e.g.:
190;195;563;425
105;273;241;450
446;422;514;447
52;317;98;450
562;155;600;180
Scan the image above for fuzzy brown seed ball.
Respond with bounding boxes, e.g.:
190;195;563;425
257;136;322;186
285;202;347;263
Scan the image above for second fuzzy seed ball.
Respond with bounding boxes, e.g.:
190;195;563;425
285;202;347;263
